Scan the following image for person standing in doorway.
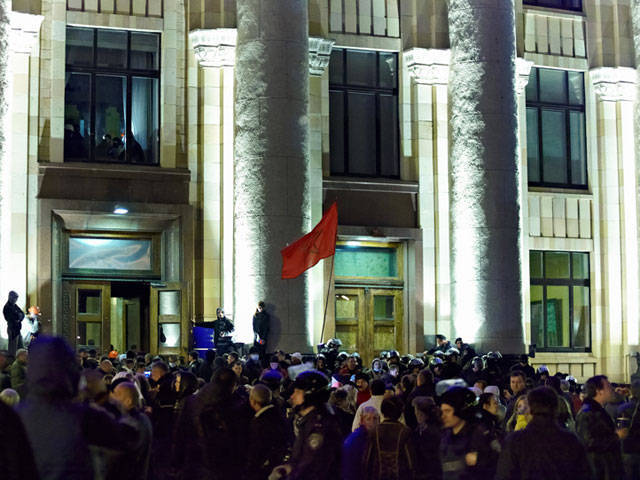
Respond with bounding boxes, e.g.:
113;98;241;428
253;301;270;359
3;292;24;357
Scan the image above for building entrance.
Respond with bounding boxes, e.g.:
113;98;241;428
334;287;403;364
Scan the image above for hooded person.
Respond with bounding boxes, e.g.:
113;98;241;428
17;336;140;480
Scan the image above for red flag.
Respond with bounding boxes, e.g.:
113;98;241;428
281;203;338;279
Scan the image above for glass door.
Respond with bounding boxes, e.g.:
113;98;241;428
72;282;111;353
150;282;187;355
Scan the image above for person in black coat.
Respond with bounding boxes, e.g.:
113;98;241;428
3;291;24;356
253;301;270;359
0;400;39;480
576;375;624;480
212;308;234;347
245;384;289;480
412;396;442;480
496;386;591;480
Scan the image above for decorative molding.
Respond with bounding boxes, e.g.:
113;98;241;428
590;67;637;102
309;37;335;76
189;28;237;68
403;48;450;85
10;12;44;55
515;58;534;95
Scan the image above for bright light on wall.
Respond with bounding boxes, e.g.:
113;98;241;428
113;206;128;215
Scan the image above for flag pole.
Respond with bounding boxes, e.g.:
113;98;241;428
320;252;335;344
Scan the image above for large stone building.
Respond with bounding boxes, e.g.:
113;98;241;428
1;0;639;381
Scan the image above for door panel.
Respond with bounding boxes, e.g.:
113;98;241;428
150;282;188;355
369;289;403;361
68;282;111;353
334;289;365;352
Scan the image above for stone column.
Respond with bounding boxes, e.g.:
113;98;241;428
0;0;9;303
404;48;451;343
591;67;638;379
233;0;311;351
447;0;524;353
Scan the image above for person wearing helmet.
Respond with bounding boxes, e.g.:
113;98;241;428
428;334;451;355
269;370;341;480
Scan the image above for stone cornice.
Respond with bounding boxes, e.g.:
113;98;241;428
309;37;335;76
403;48;450;85
189;28;237;68
10;12;44;55
590;67;637;102
515;58;534;95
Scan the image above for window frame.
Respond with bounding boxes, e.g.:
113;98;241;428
523;0;582;12
65;26;161;165
530;250;591;352
329;48;400;179
526;67;587;190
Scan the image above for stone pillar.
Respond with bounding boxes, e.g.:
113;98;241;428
591;67;638;380
233;0;311;351
404;48;451;344
447;0;524;353
0;0;9;304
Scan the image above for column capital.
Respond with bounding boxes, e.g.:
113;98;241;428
10;12;44;55
189;28;237;68
515;58;534;95
590;67;637;102
403;48;450;85
309;37;335;76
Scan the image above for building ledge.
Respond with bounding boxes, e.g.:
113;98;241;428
323;177;419;194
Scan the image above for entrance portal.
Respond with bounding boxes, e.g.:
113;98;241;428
110;282;150;353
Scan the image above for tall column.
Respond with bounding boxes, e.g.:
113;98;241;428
447;0;524;353
234;0;311;351
0;0;9;305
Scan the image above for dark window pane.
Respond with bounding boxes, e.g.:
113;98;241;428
572;252;589;280
95;75;127;163
568;71;584;106
97;30;128;69
530;251;543;278
541;109;567;184
329;90;345;174
66;27;94;67
379;94;399;177
379;52;397;89
131;77;159;164
573;286;589;347
526;108;540;182
530;285;544;347
546;286;570;347
77;322;102;350
64;73;91;161
544;251;570;279
329;48;344;85
569;111;587;186
130;32;159;71
526;67;538;102
346;50;377;88
347;92;376;175
539;68;567;104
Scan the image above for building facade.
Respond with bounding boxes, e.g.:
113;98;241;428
1;0;639;381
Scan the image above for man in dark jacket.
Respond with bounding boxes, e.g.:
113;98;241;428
496;386;591;480
0;400;39;480
342;406;380;480
253;301;270;359
3;291;24;356
618;379;640;480
576;375;624;480
245;384;289;480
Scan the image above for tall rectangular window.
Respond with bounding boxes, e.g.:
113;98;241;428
523;0;582;11
65;27;160;165
530;251;591;351
526;67;587;189
329;48;399;178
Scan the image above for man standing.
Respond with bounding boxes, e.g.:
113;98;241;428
10;349;27;396
342;406;380;480
3;291;24;356
253;301;270;359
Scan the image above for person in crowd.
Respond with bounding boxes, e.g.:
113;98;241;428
544;375;575;431
111;381;154;480
355;371;371;407
198;349;216;383
148;360;177;480
232;359;250;386
576;375;625;480
342;406;380;480
3;291;24;356
618;379;640;480
0;350;11;390
187;350;203;376
506;395;531;432
364;396;415;479
10;348;27;395
509;355;535;379
404;368;436;429
245;384;289;480
25;305;41;346
353;378;387;431
496;386;591;480
0;399;39;480
245;346;264;384
314;353;331;376
0;387;20;407
428;334;451;355
370;357;386;380
412;396;442;480
330;386;356;438
270;370;342;480
213;307;234;347
504;371;527;422
253;300;270;358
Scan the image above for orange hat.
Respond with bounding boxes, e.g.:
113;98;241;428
108;350;118;359
28;306;41;316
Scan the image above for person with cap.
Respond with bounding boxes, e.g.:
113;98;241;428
496;386;591;480
439;386;488;479
269;370;342;480
428;334;451;355
3;291;24;357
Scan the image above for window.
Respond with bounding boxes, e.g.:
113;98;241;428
329;48;399;178
530;251;590;351
526;68;586;189
523;0;582;11
65;27;160;165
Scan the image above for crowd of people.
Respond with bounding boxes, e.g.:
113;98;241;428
0;333;639;480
